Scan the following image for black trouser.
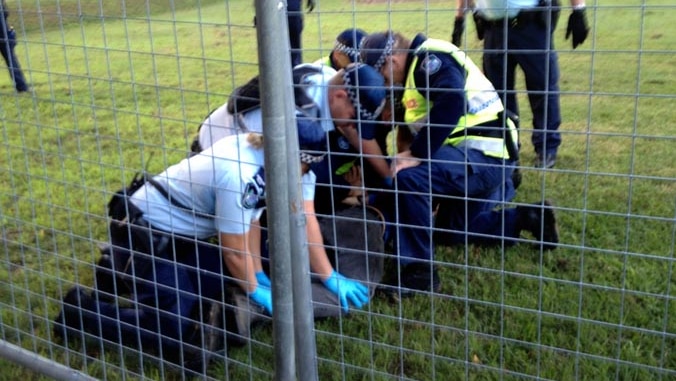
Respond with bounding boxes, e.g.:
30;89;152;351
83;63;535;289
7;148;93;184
287;0;303;66
0;14;27;91
89;199;231;353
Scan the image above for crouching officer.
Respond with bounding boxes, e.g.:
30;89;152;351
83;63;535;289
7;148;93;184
360;31;559;296
53;126;338;372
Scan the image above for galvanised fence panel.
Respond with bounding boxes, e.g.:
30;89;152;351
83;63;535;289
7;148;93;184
1;0;674;380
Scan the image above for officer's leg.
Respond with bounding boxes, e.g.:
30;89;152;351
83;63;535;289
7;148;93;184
148;250;204;350
483;23;520;119
434;149;517;246
395;166;435;264
286;0;303;67
386;161;442;294
0;28;28;91
512;23;562;159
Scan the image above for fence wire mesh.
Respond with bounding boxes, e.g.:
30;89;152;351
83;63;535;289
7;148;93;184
1;0;675;380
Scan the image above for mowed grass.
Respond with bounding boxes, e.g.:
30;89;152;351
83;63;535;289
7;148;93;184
1;0;675;380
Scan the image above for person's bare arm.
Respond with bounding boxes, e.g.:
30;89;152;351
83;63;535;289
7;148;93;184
361;138;391;180
219;231;258;292
248;220;264;273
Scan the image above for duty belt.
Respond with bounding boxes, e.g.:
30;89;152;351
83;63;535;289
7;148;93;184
483;9;542;28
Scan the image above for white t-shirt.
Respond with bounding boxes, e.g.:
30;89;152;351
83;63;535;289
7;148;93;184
130;133;316;238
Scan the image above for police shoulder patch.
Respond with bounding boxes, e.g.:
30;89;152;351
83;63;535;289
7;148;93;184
420;54;442;75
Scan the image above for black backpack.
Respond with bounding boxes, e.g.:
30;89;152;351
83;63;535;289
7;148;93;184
190;65;325;154
226;64;324;116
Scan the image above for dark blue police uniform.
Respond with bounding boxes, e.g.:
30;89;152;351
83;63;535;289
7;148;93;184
480;3;562;166
287;0;303;67
395;34;517;258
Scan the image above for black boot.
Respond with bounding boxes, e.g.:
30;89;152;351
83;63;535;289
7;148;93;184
379;262;440;301
516;200;559;250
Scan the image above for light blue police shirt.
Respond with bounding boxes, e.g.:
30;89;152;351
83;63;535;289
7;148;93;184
475;0;540;20
130;133;316;239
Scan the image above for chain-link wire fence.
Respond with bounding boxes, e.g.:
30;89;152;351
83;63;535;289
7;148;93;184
1;0;675;380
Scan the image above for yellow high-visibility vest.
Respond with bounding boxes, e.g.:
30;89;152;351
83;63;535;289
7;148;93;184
402;39;518;159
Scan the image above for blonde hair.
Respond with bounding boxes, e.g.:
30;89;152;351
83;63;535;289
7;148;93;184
247;132;264;148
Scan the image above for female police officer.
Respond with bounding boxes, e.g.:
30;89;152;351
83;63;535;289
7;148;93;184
53;123;371;367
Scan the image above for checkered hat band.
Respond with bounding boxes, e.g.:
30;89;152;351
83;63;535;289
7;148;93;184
372;35;394;71
334;41;359;59
342;66;385;121
299;151;326;164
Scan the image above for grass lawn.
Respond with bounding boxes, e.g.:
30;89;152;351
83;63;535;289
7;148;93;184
1;0;675;379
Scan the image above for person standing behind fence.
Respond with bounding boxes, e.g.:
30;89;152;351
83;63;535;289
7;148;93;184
452;0;589;168
287;0;315;67
313;28;368;71
0;0;29;93
360;31;559;297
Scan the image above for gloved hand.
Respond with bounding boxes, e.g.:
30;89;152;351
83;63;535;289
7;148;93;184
451;16;465;46
565;9;590;49
248;286;273;315
255;270;271;288
306;0;315;13
323;271;370;313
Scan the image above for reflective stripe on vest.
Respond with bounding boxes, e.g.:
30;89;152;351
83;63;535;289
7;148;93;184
402;39;517;159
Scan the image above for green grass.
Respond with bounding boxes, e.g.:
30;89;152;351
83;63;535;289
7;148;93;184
1;0;675;380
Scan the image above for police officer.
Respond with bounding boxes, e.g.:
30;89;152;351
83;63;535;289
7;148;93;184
361;31;559;295
452;0;590;168
53;125;371;368
192;63;390;215
299;62;391;214
313;28;368;71
0;0;29;92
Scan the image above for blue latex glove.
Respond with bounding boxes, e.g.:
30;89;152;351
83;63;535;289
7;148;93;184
322;271;370;313
255;270;271;288
248;286;273;315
